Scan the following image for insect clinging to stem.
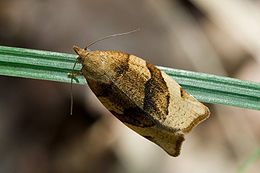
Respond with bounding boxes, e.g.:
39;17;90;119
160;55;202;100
68;29;210;156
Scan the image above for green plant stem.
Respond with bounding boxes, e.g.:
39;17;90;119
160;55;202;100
0;45;260;110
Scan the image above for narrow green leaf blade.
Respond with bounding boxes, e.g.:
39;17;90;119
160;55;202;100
0;46;259;110
0;46;86;84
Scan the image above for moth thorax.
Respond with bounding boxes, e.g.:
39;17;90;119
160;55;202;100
81;52;109;83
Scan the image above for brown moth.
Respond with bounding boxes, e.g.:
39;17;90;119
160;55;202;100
70;44;210;157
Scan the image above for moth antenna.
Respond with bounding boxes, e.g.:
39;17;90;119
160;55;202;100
84;28;140;50
70;57;80;115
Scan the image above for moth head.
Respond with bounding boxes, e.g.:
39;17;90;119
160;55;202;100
73;46;112;88
73;46;101;74
73;46;88;62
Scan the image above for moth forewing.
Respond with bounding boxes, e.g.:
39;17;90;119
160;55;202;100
73;46;210;157
160;71;210;133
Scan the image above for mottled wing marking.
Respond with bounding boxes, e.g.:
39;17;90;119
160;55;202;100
104;52;209;133
86;77;185;156
109;54;151;108
77;48;210;156
144;62;170;121
87;78;153;127
113;53;130;77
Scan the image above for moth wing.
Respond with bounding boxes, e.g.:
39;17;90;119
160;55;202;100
107;54;209;133
160;71;210;133
86;77;185;157
82;51;209;156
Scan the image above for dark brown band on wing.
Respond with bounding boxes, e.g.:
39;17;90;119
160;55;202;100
180;87;184;97
87;77;154;128
93;82;113;97
143;62;170;120
142;136;153;140
172;134;185;157
111;107;154;127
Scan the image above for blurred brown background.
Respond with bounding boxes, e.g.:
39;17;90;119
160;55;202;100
0;0;260;173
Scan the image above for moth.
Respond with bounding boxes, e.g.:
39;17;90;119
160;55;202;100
70;32;210;156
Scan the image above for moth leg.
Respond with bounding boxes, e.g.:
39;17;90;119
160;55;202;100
68;71;83;77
